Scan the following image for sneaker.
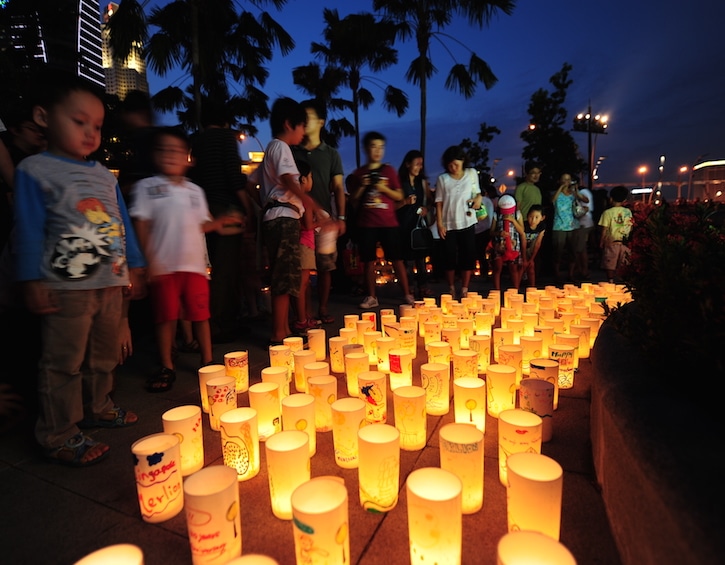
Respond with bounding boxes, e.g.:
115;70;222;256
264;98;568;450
359;295;379;309
404;294;415;305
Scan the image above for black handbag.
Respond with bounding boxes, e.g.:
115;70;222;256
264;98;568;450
410;215;434;250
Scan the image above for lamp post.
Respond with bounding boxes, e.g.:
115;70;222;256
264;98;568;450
677;166;688;201
573;102;608;188
651;155;665;205
638;166;648;201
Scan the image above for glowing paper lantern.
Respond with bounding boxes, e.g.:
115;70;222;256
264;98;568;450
248;382;281;441
360;310;377;329
497;531;576;565
162;405;204;476
506;452;563;540
452;349;479;380
339;327;357;344
358;424;400;512
198;364;226;413
556;333;581;370
226;556;279;565
441;327;461;350
307;375;337;432
307;328;327;361
269;344;293;382
184;465;242;564
343;314;359;330
303;361;330;381
519;378;555;442
282;335;304;353
375;336;396;372
281;393;316;457
498;344;524;387
486;364;516;417
474;311;493;336
380;314;398;338
534;325;554;357
224;350;249;394
131;433;183;523
569;324;592;359
388;348;413;390
363;329;381;364
507;318;525;344
356;319;374;344
469;334;491;374
427;340;451;366
264;430;310;520
420;362;450;416
292;349;315;393
393;385;427;451
261;366;290;400
220;407;259;481
358;370;387;424
453;376;486;433
406;468;462;564
423;320;442;345
206;376;236;431
73;544;143;565
330;397;366;468
530;358;560;410
439;423;484;514
492;328;513;362
328;336;348;373
291;477;349;565
519;335;543;376
344;351;370;397
549;344;576;389
498;409;543;486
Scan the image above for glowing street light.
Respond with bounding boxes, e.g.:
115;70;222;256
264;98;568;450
677;166;688;201
573;103;609;188
638;166;648;201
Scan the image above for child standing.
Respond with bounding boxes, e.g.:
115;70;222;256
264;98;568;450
14;72;146;466
598;185;633;283
490;194;527;291
130;127;235;392
522;204;546;288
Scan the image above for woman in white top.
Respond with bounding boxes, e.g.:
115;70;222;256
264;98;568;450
434;145;482;298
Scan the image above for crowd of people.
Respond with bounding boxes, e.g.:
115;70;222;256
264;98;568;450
0;71;636;466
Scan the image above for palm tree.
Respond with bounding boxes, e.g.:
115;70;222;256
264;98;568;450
373;0;516;162
104;0;293;130
309;8;409;167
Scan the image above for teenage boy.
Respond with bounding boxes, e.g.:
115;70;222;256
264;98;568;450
514;162;543;219
598;185;633;283
522;204;546;288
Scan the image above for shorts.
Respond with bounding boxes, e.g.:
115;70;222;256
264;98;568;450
357;226;403;262
601;242;630;271
149;272;210;324
262;217;301;297
300;244;316;270
573;226;594;253
315;251;338;272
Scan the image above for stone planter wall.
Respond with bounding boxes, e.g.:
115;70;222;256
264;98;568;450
590;321;724;565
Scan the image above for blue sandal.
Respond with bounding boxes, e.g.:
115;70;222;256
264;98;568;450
44;433;110;467
78;406;138;429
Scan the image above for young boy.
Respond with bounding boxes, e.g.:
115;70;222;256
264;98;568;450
350;131;413;309
598;185;633;283
13;72;146;466
490;194;527;291
130;127;234;391
247;97;320;345
522;204;546;288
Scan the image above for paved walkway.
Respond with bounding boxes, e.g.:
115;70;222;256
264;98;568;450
0;273;622;564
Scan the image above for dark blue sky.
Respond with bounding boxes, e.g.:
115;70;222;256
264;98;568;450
148;0;725;188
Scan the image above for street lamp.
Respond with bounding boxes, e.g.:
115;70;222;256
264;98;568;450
638;166;648;201
677;166;688;201
651;155;665;204
573;103;609;189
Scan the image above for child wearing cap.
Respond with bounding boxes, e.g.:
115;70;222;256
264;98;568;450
490;194;527;290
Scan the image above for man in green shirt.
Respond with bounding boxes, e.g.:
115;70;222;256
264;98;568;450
514;162;543;219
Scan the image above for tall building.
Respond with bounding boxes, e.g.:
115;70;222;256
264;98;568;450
101;2;149;99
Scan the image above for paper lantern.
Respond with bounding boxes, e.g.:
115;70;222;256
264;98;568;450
282;335;304;353
469;334;491;374
519;335;543;376
380;307;396;317
486;364;516;417
420;362;450;416
264;430;310;520
220;407;260;481
344;351;370;397
357;424;400;512
380;314;398;338
162;405;204;476
304;361;330;380
439;423;484;514
506;452;563;540
581;317;601;347
131;433;183;523
356;319;374;344
423;320;442;345
339;327;357;344
328;336;348;373
521;312;538;336
556;333;581;370
507;318;525;345
343;314;359;330
198;364;226;413
261;366;290;400
399;303;414;319
559;312;576;333
292;350;315;393
406;468;462;564
454;318;473;349
307;375;337;432
497;531;576;565
529;358;560;410
269;344;293;383
519;378;555;442
248;382;281;441
358;370;387;424
388;348;413;390
492;328;513;362
441;327;461;350
363;330;382;364
307;328;327;361
281;393;316;456
417;307;431;337
206;376;236;431
453;376;486;433
73;544;143;565
534;325;554;357
499;307;515;329
360;310;377;329
291;477;349;565
498;409;543;485
184;465;242;563
498;344;524;387
427;340;451;365
545;317;565;336
226;556;279;565
548;344;576;389
393;385;427;451
397;325;417;358
451;348;479;381
224;350;249;394
474;311;493;336
330;397;366;468
375;336;396;373
569;324;591;359
439;293;453;313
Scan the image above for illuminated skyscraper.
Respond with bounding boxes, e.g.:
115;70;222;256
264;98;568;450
101;2;148;98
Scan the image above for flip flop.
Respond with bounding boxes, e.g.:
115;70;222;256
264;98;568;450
146;367;176;393
78;406;138;429
44;433;110;467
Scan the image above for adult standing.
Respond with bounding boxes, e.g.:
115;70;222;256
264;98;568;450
292;100;345;324
189;102;247;343
551;173;589;283
435;145;482;299
514;162;543;219
474;185;496;282
573;184;594;279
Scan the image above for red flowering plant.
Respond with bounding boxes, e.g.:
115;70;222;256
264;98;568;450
608;201;725;379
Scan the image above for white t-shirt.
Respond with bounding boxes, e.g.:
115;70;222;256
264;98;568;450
129;175;211;278
578;188;595;229
251;138;304;221
435;168;480;231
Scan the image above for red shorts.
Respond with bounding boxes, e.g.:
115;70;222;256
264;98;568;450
149;272;210;324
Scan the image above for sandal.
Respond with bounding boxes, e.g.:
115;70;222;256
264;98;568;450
177;339;200;353
45;433;110;467
318;313;335;325
79;406;138;429
146;367;176;393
